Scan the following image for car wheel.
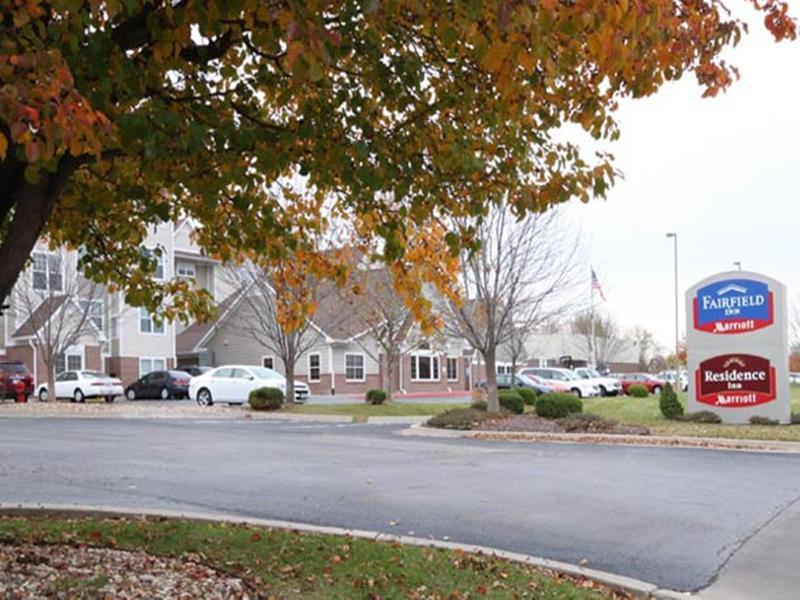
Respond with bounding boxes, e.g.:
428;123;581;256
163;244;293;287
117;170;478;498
38;388;49;402
599;385;607;397
197;388;213;407
571;388;582;398
652;386;662;395
126;388;136;401
105;395;115;403
74;389;85;403
160;387;170;400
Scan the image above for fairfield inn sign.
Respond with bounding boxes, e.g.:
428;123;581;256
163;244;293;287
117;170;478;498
686;271;789;424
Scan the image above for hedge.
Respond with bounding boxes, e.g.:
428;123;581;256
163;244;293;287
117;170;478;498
365;389;388;405
659;382;683;419
498;390;524;414
516;387;538;406
627;383;649;398
535;393;583;419
248;386;284;411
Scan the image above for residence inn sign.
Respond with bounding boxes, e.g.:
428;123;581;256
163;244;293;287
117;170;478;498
686;271;790;424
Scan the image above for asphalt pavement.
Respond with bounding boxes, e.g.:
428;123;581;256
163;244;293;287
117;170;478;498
1;417;799;594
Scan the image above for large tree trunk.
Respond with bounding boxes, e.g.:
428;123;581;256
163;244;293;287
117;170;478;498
383;352;396;401
284;356;296;405
45;362;56;403
483;346;499;412
0;155;79;303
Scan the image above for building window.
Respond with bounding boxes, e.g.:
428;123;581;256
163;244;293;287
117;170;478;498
496;364;512;375
32;252;63;292
142;247;165;280
139;307;165;334
176;261;196;279
344;353;365;382
81;300;103;331
446;357;459;381
56;352;82;374
140;357;166;376
411;354;440;382
308;353;321;382
262;356;274;370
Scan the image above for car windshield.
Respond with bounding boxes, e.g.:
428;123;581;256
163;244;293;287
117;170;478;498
517;374;537;386
561;371;578;381
169;370;191;378
584;369;601;378
2;363;28;373
250;367;283;380
81;371;108;379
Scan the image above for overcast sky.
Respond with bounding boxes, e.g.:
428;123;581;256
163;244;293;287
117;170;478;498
565;15;800;350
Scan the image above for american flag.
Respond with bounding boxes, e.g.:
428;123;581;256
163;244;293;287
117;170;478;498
591;268;606;302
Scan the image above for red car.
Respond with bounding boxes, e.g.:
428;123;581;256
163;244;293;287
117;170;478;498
618;373;666;395
0;361;34;400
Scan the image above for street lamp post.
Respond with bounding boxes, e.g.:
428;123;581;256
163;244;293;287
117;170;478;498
666;233;680;389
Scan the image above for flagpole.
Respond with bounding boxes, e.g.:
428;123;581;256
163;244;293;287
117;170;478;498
590;268;595;369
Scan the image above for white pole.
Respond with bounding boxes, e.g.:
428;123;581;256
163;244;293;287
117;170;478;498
590;269;596;369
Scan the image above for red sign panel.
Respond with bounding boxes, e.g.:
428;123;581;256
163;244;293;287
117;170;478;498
695;354;776;408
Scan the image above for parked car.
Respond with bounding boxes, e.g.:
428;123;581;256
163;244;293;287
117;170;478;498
618;373;666;395
0;361;34;400
125;370;193;400
520;367;600;398
189;365;310;406
572;367;622;397
657;370;689;392
517;368;571;393
183;366;213;377
36;371;123;403
479;373;554;394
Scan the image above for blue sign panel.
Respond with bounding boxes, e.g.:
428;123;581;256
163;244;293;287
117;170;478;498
693;278;773;334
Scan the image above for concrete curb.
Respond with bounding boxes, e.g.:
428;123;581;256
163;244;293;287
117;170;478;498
402;423;800;454
0;406;428;425
0;503;690;598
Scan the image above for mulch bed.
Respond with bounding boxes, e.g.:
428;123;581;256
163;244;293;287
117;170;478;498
477;414;650;436
0;543;253;599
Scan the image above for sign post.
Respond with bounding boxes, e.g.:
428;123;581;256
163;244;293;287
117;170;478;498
686;271;790;424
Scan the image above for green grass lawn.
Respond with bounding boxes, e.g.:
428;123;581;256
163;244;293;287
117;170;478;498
0;516;613;599
285;402;469;417
582;386;800;442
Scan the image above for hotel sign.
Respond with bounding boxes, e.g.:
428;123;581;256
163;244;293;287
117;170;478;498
686;272;789;424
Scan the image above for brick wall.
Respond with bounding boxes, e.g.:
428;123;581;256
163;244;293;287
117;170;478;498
85;345;102;371
105;356;140;386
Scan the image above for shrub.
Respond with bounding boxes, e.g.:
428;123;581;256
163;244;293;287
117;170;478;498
470;399;488;411
749;415;779;426
628;384;649;398
498;390;524;414
365;389;388;405
248;387;284;411
561;413;618;433
535;393;583;419
516;387;538;406
676;410;722;424
659;382;683;420
428;408;491;430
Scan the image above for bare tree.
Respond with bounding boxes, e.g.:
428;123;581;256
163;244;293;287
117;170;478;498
13;247;102;401
440;204;578;412
571;312;626;366
505;326;529;376
222;262;326;404
631;326;655;371
340;266;415;400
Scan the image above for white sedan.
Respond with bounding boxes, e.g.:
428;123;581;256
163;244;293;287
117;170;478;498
36;371;124;403
189;365;310;406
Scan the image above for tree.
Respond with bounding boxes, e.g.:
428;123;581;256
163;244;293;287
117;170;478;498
505;326;530;377
341;266;414;401
1;1;794;329
571;312;626;367
223;255;345;405
441;205;577;412
632;326;656;371
12;247;103;401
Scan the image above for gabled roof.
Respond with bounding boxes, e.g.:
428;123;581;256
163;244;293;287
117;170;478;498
12;296;68;338
176;288;244;354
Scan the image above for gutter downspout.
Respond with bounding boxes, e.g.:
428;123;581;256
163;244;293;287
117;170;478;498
27;339;37;386
328;344;335;395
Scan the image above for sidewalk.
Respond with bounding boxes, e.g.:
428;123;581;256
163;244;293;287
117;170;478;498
701;498;800;599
